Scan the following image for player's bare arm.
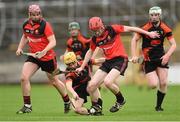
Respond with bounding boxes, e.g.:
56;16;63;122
161;38;176;65
16;34;28;56
76;49;93;72
91;47;100;59
66;79;80;100
124;26;160;38
130;33;142;63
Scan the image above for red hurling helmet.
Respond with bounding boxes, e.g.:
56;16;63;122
89;17;104;30
28;4;41;14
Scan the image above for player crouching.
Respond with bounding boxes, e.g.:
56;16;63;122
63;52;104;115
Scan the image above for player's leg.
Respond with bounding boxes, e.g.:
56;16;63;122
87;69;106;115
145;71;159;89
103;69;126;112
87;69;106;93
87;69;106;102
58;73;66;83
155;67;168;111
46;73;70;113
17;62;39;114
144;61;159;89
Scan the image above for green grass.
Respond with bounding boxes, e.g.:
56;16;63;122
0;84;180;121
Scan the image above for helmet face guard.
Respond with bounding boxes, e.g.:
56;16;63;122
89;17;104;37
149;6;162;15
149;6;161;25
90;28;104;37
68;22;80;37
69;22;80;30
28;4;42;23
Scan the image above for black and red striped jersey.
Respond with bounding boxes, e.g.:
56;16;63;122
65;61;91;90
139;21;173;61
23;19;56;61
90;25;128;60
66;33;90;60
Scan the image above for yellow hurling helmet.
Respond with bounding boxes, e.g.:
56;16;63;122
63;52;77;65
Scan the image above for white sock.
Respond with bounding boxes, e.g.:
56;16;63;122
24;104;31;108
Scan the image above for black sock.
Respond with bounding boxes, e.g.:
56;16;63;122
23;96;31;105
97;98;103;107
92;101;96;106
115;91;124;103
156;90;165;108
92;98;103;107
63;94;70;103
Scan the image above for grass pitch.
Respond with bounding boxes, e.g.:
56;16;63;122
0;84;180;121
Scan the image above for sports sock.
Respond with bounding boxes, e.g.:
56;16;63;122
97;98;103;107
63;94;70;103
92;101;97;106
115;91;124;104
23;96;31;105
156;90;165;108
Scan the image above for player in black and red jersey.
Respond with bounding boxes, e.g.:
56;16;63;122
76;17;159;114
62;22;90;60
131;6;176;111
63;52;105;115
16;4;70;114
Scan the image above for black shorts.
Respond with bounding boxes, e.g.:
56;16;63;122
25;56;57;73
74;83;89;103
99;56;128;75
144;59;169;74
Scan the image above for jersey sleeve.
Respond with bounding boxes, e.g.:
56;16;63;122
161;23;173;40
79;33;90;43
111;24;125;33
66;39;72;51
65;72;76;82
44;22;54;37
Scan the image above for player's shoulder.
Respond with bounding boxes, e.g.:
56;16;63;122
78;33;90;42
160;21;172;32
140;22;152;30
65;68;76;77
22;19;29;27
66;38;73;46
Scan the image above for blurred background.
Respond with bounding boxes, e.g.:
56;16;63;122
0;0;179;85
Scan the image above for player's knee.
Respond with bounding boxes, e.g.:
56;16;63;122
49;77;59;85
160;81;167;88
104;80;111;88
20;76;29;83
148;82;157;89
87;84;95;93
87;85;92;93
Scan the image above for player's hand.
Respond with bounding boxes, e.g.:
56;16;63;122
161;54;170;65
148;31;160;38
16;48;23;56
60;55;64;61
76;66;83;73
35;51;47;58
130;56;139;63
51;68;60;76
